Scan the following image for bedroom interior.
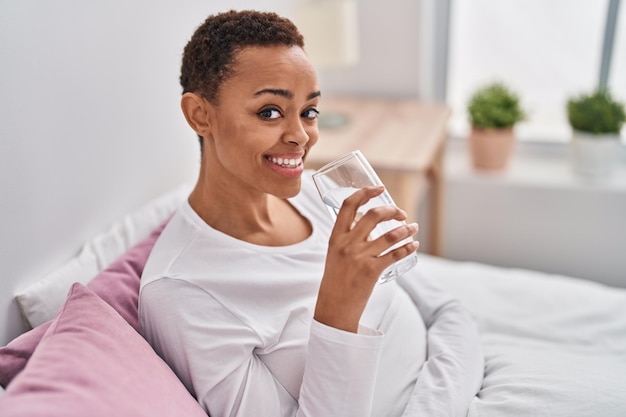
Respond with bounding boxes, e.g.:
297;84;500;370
1;0;625;416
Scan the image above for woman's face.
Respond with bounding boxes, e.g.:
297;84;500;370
204;45;320;200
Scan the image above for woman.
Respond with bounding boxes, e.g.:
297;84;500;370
139;10;483;417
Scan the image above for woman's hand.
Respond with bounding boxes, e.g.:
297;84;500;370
314;186;419;333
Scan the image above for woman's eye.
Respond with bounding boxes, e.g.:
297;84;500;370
258;108;282;120
302;108;320;120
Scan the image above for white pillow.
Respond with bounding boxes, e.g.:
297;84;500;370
15;182;192;328
85;183;192;269
16;247;99;328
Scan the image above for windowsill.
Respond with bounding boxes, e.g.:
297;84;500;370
448;119;626;145
445;135;626;192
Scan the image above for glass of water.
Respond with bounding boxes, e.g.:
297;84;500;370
312;150;418;283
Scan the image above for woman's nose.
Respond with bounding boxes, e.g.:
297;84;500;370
283;116;310;146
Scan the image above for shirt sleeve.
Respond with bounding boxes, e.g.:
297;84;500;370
139;277;384;417
397;267;485;417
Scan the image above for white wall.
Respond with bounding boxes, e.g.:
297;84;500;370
319;0;421;97
0;0;423;345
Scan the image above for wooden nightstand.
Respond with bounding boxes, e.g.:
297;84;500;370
305;96;450;256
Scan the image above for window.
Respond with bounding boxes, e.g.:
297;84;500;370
445;0;625;142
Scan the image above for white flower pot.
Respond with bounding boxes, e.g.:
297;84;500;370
570;131;620;179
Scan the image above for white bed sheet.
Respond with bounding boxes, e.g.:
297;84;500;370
419;254;626;417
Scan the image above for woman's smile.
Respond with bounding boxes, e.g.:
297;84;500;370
264;152;305;177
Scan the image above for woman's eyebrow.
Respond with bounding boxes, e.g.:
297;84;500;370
254;88;293;99
253;89;321;100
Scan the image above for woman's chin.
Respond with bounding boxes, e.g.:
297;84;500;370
272;180;302;200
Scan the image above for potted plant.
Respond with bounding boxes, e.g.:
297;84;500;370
567;89;625;179
467;82;525;171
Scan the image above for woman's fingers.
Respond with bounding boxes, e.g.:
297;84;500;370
337;198;419;266
334;186;385;233
376;234;420;264
368;221;419;257
333;186;419;259
350;204;408;239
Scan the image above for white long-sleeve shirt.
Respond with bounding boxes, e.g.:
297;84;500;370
139;172;483;417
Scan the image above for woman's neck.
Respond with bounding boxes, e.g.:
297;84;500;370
188;171;312;247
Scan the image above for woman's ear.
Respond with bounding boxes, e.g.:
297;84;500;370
181;92;213;138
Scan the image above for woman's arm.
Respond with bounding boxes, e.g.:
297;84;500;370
398;267;485;417
139;278;384;417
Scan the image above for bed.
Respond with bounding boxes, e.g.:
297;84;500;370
1;184;625;417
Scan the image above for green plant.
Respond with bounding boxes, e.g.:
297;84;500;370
468;82;525;129
567;89;626;134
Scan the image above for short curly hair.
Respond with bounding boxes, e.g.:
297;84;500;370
180;10;305;103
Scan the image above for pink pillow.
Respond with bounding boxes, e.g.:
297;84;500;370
0;283;206;417
86;217;169;331
0;219;167;388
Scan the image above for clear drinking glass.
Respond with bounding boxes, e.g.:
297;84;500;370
312;150;418;283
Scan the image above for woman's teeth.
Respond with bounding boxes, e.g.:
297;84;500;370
268;156;302;168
